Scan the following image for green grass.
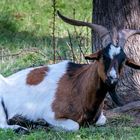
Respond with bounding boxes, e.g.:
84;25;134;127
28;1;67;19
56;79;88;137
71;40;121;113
0;0;92;51
0;0;92;74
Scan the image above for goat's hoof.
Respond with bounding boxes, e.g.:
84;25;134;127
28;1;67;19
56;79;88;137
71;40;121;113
95;112;107;126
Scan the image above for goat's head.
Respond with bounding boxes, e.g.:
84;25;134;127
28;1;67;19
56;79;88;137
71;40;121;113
57;11;140;89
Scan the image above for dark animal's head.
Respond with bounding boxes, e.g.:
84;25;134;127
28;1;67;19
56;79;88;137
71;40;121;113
57;11;140;89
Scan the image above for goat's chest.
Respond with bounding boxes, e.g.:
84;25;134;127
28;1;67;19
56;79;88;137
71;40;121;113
77;103;102;124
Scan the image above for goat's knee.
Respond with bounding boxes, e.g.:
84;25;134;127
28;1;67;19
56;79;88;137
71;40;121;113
95;112;106;126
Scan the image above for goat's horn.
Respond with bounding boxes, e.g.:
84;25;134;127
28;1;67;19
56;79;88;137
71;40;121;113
118;29;140;48
57;10;112;47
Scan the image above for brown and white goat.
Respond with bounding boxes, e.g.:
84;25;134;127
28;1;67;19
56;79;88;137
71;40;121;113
0;11;140;132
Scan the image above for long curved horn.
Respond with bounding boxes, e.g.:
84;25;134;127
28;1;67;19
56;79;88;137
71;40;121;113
118;29;140;48
57;11;112;47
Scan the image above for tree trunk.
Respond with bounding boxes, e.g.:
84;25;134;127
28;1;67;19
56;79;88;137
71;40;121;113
92;0;140;106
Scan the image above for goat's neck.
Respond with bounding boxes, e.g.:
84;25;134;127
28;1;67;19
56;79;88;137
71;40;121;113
77;62;108;110
52;62;108;123
77;62;105;93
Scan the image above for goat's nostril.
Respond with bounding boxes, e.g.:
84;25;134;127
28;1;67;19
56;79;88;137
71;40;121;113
107;75;119;80
106;76;118;85
108;76;114;80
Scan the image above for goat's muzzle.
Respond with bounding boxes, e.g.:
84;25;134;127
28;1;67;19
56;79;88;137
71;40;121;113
105;77;118;89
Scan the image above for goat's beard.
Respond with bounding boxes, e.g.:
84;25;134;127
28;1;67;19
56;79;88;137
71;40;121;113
105;80;118;89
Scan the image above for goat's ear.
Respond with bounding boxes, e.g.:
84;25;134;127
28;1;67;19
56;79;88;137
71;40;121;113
125;58;140;69
85;50;102;60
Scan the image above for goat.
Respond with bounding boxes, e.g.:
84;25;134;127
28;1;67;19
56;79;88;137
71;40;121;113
0;11;140;133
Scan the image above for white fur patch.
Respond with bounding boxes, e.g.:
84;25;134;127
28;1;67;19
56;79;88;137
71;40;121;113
109;45;121;59
109;67;117;79
95;112;106;126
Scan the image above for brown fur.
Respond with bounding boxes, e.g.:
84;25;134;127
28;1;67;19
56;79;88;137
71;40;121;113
26;67;48;85
97;59;107;82
52;61;107;125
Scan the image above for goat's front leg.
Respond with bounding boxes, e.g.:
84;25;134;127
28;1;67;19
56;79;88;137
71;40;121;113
44;116;79;131
8;115;79;131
